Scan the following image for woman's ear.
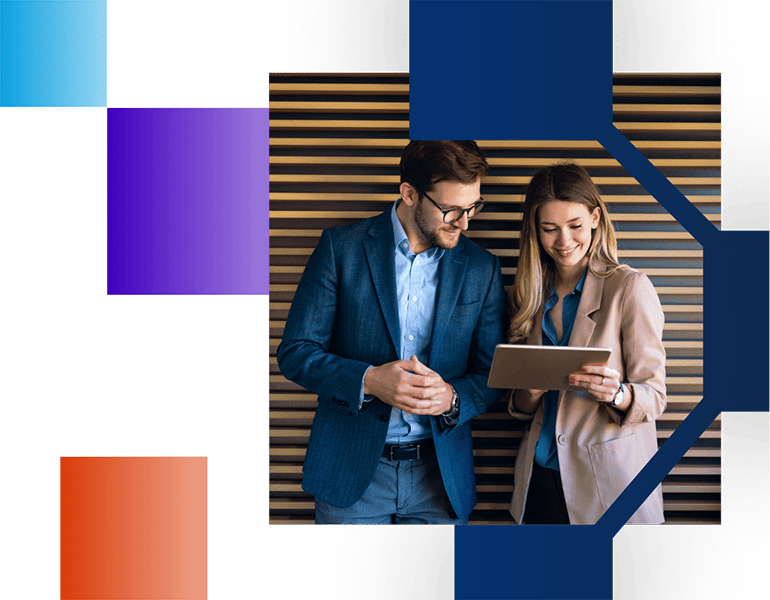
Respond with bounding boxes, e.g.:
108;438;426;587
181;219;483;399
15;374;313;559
591;206;601;229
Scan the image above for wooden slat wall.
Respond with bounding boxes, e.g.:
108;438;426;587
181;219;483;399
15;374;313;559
269;73;720;525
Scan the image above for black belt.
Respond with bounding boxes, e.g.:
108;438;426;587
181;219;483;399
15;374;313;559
382;439;435;461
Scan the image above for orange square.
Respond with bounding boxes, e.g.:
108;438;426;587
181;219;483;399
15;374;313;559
61;457;207;599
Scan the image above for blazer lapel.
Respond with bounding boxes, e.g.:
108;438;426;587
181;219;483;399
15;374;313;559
363;210;401;357
569;258;606;348
428;244;468;364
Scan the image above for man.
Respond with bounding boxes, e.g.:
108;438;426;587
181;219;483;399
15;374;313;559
277;140;507;523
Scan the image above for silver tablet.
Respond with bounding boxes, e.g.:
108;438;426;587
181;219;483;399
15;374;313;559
487;344;612;390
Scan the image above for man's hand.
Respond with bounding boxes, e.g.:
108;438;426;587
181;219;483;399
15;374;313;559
364;355;453;415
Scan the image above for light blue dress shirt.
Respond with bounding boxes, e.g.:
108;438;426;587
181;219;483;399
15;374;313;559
534;268;588;471
362;202;445;443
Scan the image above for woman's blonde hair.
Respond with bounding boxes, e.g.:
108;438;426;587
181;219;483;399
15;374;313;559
508;163;622;342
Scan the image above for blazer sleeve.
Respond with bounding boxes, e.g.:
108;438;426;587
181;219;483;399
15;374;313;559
276;228;371;414
612;270;667;427
507;389;540;421
443;255;507;429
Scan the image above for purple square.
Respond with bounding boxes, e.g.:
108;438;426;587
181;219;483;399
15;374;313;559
108;108;267;294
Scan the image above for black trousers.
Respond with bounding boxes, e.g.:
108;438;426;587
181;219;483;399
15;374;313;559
523;460;571;524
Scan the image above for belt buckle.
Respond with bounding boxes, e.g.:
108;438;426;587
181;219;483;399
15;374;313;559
390;443;419;461
402;444;420;460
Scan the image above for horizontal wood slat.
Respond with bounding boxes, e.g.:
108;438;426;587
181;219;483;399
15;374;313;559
270;120;720;132
268;102;720;117
269;72;719;525
270;83;409;94
270;248;704;259
269;101;410;112
613;104;720;115
270;193;719;204
271;138;721;150
269;229;707;240
270;209;719;222
270;156;721;168
269;174;721;187
612;85;721;96
270;119;409;130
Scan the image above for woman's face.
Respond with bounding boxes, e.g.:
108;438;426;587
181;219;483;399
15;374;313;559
537;201;600;276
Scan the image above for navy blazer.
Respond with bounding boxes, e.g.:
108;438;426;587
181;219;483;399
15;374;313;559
277;208;507;519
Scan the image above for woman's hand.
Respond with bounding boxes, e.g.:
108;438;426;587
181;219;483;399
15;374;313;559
510;388;547;415
568;365;628;409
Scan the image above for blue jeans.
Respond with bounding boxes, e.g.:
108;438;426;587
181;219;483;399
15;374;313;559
315;454;467;524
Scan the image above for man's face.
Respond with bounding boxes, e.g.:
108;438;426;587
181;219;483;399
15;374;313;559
411;179;482;252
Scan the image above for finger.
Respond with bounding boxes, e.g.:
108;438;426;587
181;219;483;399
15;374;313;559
396;396;445;413
397;386;446;403
568;374;593;387
395;358;421;372
403;371;442;389
579;365;619;380
568;374;605;390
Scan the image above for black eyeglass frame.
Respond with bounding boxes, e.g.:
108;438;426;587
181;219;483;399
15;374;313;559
418;189;486;224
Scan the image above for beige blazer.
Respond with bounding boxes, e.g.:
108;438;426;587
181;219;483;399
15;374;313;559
508;259;666;525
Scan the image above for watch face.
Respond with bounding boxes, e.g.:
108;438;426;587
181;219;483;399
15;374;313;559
613;388;624;405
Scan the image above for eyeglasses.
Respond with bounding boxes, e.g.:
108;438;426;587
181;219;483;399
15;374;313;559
419;190;486;224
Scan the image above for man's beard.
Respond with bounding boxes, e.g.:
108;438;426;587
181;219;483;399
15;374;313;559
414;199;462;250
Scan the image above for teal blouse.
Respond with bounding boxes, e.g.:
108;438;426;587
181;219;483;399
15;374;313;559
534;268;588;471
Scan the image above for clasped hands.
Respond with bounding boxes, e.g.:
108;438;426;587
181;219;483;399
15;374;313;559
364;355;453;416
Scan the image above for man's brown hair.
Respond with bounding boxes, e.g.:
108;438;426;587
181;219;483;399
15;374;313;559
399;140;489;193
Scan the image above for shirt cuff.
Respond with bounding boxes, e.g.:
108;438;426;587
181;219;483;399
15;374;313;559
359;365;375;410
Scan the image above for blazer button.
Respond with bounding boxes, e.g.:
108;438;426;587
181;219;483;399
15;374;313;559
333;398;349;407
557;434;568;445
379;415;388;422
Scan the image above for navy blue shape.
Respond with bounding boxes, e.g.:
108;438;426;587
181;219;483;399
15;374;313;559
704;231;769;412
599;126;719;247
455;525;612;600
409;0;612;140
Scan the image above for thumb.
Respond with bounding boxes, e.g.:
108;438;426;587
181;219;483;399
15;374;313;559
409;355;428;373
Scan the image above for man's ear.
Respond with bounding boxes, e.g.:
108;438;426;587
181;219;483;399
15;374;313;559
400;182;419;207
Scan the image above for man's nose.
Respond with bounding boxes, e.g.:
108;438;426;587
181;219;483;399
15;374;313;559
455;212;470;231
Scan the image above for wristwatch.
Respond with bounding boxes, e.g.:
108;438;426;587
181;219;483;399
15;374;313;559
443;385;460;418
610;383;625;407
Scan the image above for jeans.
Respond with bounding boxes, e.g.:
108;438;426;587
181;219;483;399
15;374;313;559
315;454;467;524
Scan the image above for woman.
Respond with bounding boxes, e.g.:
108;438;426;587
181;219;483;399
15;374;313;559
507;163;666;525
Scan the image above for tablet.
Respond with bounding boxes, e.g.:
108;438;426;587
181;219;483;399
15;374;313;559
487;344;612;390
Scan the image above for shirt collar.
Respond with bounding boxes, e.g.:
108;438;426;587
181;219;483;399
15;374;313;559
545;266;589;307
390;200;445;260
574;267;588;293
